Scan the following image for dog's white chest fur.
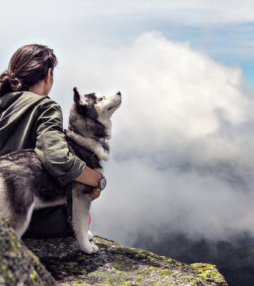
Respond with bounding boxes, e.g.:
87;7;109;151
66;129;110;161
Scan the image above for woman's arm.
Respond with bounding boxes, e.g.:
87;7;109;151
35;98;101;187
76;166;103;201
75;165;102;187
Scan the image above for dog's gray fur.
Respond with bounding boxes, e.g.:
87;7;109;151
0;88;121;254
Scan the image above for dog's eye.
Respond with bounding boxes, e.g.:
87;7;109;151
98;97;104;102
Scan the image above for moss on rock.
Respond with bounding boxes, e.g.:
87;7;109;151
0;217;56;286
24;236;228;286
0;216;228;286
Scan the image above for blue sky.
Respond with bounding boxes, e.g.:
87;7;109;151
1;0;254;244
0;1;253;87
162;22;254;81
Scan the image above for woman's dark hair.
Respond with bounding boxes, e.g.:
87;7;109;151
0;44;58;96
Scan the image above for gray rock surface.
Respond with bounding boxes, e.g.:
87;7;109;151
0;217;228;285
24;236;229;286
0;217;56;286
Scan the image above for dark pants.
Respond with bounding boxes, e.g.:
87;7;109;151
22;205;74;239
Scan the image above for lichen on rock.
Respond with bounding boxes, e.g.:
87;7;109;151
0;216;228;286
24;236;229;286
0;217;56;286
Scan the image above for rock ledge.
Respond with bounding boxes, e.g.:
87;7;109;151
25;236;228;286
0;218;228;286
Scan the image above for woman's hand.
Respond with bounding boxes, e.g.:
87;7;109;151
92;189;101;201
75;166;104;201
75;166;102;187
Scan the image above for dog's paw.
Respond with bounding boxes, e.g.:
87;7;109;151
79;242;99;254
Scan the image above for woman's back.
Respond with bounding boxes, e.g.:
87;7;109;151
0;91;48;155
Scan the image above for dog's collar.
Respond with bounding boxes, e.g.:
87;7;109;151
94;136;106;143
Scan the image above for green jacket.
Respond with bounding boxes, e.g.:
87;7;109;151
0;91;86;186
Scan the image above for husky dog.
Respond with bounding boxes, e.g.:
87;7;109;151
0;88;121;254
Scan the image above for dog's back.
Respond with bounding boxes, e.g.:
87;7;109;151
0;150;43;234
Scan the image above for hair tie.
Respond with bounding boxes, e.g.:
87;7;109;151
10;77;22;91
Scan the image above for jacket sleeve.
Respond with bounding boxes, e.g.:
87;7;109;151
34;99;86;186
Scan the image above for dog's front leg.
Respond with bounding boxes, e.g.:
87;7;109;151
72;187;99;254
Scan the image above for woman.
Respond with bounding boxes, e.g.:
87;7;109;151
0;44;102;238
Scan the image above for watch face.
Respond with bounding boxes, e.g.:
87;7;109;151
100;178;107;190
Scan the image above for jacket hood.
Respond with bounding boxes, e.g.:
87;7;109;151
0;91;48;116
0;91;49;150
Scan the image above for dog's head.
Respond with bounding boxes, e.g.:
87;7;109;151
73;87;121;124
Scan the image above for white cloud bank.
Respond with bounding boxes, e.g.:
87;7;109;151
53;32;254;245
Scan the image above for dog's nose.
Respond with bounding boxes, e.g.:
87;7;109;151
117;91;121;96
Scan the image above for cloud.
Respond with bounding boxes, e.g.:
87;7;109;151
54;32;254;245
0;0;253;246
1;0;254;33
0;0;253;76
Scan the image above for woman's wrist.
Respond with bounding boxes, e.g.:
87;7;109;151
75;166;102;187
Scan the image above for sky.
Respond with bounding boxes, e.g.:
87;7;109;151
1;0;254;246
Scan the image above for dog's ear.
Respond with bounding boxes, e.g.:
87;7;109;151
73;87;88;106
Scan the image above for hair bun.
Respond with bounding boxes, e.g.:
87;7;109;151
10;77;22;91
0;72;11;96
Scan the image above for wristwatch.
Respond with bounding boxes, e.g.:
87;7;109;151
97;174;107;191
